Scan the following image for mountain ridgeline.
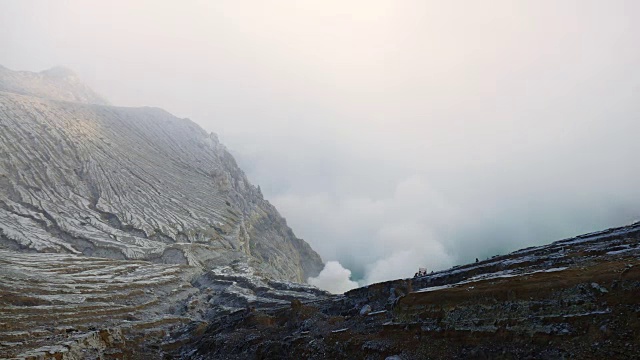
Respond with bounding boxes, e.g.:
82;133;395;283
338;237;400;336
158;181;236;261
0;65;323;283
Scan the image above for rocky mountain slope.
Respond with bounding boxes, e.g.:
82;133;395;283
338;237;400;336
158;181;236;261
0;66;322;283
2;66;639;359
0;66;327;358
179;222;640;359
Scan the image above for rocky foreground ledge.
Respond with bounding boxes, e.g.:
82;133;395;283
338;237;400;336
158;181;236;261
2;223;639;359
178;223;640;359
0;252;328;359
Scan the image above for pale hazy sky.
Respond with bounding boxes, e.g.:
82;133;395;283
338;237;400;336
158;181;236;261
2;1;639;290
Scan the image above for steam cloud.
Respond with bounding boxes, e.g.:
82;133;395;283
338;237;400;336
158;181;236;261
308;261;359;294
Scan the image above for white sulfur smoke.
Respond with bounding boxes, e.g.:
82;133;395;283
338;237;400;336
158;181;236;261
308;261;359;294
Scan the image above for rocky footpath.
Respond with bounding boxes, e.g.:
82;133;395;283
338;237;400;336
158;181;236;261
179;222;640;359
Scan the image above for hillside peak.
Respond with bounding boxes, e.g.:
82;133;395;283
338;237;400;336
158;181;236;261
39;65;78;78
0;65;109;105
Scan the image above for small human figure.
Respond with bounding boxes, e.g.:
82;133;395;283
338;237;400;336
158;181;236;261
475;258;479;263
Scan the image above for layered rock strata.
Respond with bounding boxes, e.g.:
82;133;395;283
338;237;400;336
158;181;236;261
0;65;326;358
0;66;323;283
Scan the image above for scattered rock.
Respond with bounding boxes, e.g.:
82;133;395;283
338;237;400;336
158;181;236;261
362;340;392;352
360;304;372;316
591;282;609;294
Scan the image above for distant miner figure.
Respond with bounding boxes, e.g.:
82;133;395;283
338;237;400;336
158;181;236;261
414;267;427;277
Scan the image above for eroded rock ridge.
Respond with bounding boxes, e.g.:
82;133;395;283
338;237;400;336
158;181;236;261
0;66;323;284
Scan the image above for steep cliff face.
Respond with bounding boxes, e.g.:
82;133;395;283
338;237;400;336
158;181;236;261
0;66;323;283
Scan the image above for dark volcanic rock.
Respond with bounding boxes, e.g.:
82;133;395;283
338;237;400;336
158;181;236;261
177;222;640;359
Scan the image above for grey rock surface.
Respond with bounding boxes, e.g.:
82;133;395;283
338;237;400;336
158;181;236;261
0;65;328;358
0;66;323;283
359;304;372;316
0;250;329;358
